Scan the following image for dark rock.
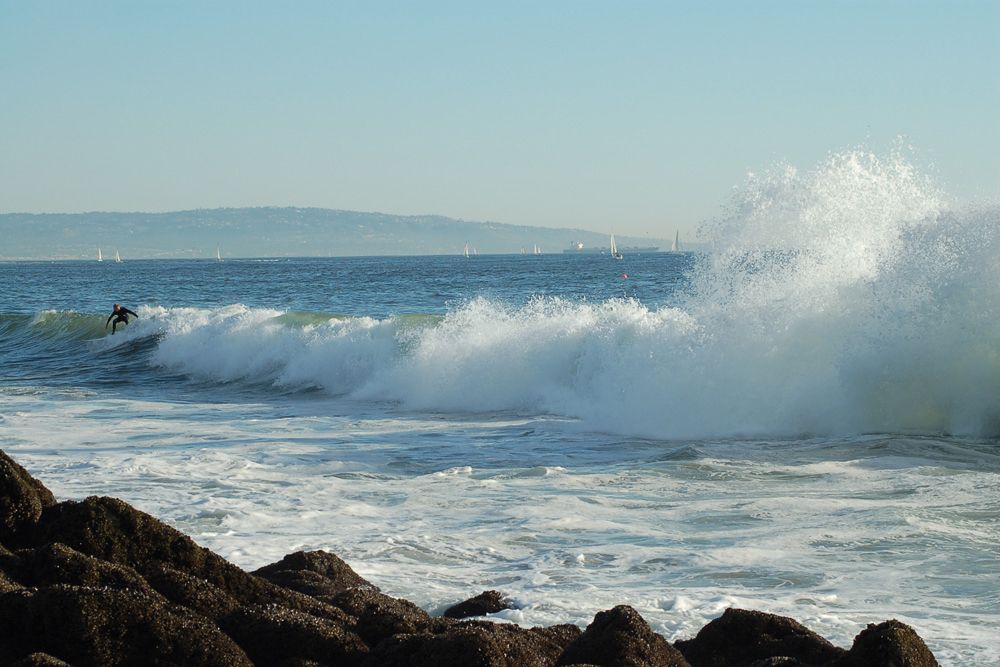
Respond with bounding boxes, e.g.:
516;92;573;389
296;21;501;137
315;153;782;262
28;497;352;623
8;653;72;666
675;607;844;667
29;496;248;582
0;541;22;591
7;542;156;594
557;605;689;667
0;450;56;543
254;549;375;594
261;567;357;598
536;623;584;652
0;569;23;593
366;620;573;667
322;585;436;646
0;585;252;666
830;619;939;667
445;589;515;619
146;563;242;621
747;659;812;667
220;603;369;666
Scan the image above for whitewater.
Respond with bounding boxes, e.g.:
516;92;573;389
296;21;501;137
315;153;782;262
2;150;998;664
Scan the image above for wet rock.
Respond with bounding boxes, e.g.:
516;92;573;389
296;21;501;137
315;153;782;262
830;619;939;667
322;585;436;646
0;570;23;593
747;659;812;667
0;450;56;543
254;549;375;595
28;497;351;623
675;607;844;667
557;605;690;667
366;620;574;667
0;542;21;591
445;589;515;619
6;542;156;594
220;603;369;666
536;623;584;652
146;563;242;621
0;585;252;666
8;653;72;667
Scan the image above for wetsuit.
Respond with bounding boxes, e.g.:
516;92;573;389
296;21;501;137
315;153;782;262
106;307;138;334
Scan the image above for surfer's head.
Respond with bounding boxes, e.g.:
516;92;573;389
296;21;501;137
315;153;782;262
113;303;120;311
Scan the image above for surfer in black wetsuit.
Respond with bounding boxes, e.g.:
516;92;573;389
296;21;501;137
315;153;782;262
106;303;138;334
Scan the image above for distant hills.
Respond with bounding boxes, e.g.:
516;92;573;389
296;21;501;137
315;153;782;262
0;207;675;260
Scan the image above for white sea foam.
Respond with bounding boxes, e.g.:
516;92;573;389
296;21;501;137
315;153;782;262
118;155;1000;439
5;390;996;664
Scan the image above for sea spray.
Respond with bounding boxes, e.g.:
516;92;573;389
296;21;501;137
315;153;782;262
9;150;999;439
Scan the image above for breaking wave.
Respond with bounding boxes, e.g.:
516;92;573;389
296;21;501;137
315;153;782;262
6;149;1000;439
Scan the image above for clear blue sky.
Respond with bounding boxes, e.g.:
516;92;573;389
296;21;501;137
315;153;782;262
1;1;997;237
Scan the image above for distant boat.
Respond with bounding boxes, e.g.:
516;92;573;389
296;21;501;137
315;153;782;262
610;234;623;260
533;244;541;255
97;248;103;262
671;230;680;253
114;249;122;263
216;246;223;261
463;243;470;258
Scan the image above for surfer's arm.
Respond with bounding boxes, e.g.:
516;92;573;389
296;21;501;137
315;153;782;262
106;314;114;328
123;308;138;318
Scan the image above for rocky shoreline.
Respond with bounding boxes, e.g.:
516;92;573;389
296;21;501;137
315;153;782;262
1;450;939;666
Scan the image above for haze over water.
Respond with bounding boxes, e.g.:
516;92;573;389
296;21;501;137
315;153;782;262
2;151;999;665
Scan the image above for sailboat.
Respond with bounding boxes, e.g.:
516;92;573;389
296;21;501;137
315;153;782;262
533;244;541;255
463;243;470;258
610;234;623;259
114;249;122;263
97;248;103;262
671;230;680;252
216;246;223;261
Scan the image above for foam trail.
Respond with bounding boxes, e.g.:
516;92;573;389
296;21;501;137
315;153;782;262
71;150;1000;438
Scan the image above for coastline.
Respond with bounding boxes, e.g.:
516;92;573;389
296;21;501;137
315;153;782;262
0;449;940;666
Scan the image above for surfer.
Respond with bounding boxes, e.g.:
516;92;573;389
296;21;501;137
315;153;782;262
106;303;138;334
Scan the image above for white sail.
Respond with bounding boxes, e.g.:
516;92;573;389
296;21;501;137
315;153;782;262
671;230;679;252
463;243;470;258
533;244;541;255
216;246;223;261
610;234;623;259
114;249;122;263
97;248;103;262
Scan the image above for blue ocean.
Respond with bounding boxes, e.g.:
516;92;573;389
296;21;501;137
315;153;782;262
2;152;998;665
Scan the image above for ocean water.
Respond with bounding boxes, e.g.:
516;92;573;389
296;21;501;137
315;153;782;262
2;151;999;665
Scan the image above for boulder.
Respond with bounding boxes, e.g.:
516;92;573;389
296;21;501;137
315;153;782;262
145;563;242;621
0;450;56;543
830;620;939;667
445;590;515;619
366;620;575;667
28;497;352;623
674;608;844;667
254;549;375;595
0;570;23;593
322;585;437;646
0;585;252;666
220;603;369;666
8;653;72;667
557;605;690;667
5;542;155;595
